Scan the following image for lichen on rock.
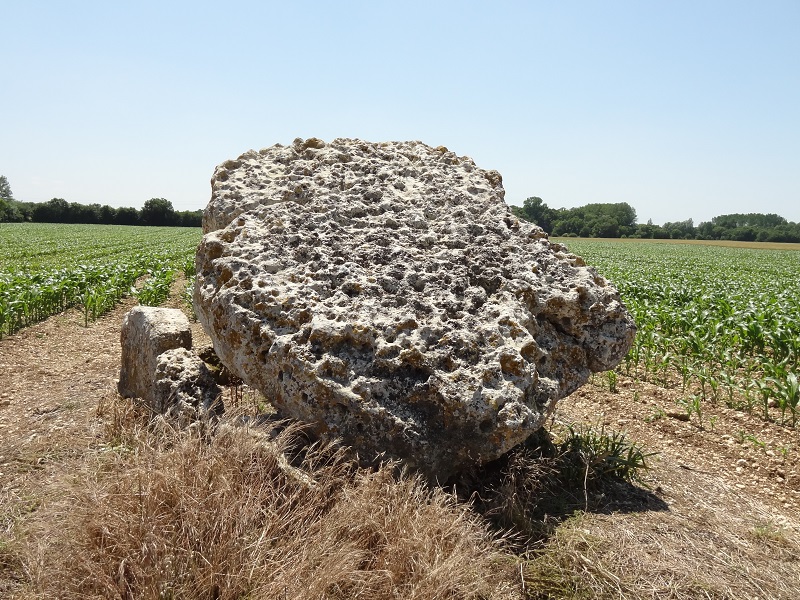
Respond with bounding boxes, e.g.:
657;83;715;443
194;137;636;481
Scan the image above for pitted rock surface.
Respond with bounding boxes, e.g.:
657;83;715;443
203;137;504;234
154;348;222;422
195;138;636;480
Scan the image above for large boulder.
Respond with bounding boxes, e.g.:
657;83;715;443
195;138;636;481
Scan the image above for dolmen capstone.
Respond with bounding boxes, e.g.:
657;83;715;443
118;306;221;422
194;138;635;481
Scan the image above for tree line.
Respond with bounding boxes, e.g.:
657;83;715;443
0;176;202;227
511;197;800;243
3;173;798;242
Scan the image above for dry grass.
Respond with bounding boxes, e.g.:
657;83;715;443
18;401;518;600
523;507;800;599
4;391;799;600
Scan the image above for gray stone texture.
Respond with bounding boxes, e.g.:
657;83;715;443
118;306;222;419
153;348;222;422
195;138;636;480
118;306;193;401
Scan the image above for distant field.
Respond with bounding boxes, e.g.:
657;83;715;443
558;238;800;426
553;236;800;252
0;222;201;272
0;223;202;336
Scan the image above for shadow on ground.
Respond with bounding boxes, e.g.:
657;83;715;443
447;428;669;548
226;406;669;549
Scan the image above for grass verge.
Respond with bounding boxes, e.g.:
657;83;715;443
22;401;518;600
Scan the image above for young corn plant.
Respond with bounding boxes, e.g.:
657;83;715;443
136;266;175;306
773;372;799;426
754;379;775;422
678;394;704;428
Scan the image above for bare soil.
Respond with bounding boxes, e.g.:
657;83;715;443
1;297;799;598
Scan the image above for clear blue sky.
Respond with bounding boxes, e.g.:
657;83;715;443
3;1;798;225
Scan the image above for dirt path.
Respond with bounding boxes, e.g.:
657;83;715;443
0;300;133;480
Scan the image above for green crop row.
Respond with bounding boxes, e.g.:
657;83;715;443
3;225;797;427
560;239;800;426
0;223;201;337
0;223;201;272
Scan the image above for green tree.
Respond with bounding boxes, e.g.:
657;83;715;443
141;198;176;226
115;206;140;225
552;215;584;236
515;196;557;233
712;213;787;229
546;202;637;238
66;201;101;223
662;219;695;239
99;204;117;224
0;175;13;199
591;215;620;238
175;209;203;227
581;203;637;231
0;198;24;222
32;198;69;222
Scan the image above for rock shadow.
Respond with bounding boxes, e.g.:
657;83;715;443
446;427;669;548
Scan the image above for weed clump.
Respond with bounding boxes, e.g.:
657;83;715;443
452;423;656;546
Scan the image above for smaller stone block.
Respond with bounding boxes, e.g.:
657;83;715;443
118;306;192;402
154;348;223;422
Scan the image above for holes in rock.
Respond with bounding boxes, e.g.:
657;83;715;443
218;268;233;286
406;274;426;292
479;419;493;433
292;309;312;326
204;241;224;260
520;342;538;363
377;344;401;360
341;282;361;297
379;278;398;294
439;355;458;372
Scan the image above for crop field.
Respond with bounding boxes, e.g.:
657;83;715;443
559;238;800;427
2;224;798;427
0;223;201;337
